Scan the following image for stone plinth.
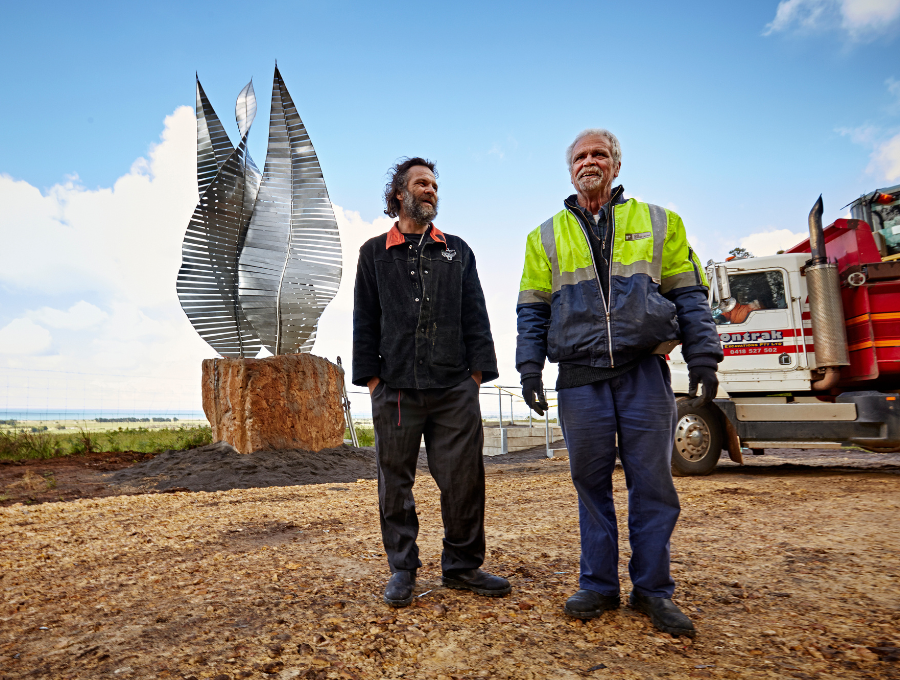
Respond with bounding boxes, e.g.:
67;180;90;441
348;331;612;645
201;354;345;454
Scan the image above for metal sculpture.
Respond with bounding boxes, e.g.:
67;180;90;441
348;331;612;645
177;67;341;357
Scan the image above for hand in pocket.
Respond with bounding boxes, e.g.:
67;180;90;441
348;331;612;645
368;377;381;395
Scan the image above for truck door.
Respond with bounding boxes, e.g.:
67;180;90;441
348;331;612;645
713;268;799;370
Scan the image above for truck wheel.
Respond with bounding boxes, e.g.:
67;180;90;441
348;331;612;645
672;397;723;477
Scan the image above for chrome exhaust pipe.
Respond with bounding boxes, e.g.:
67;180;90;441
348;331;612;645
808;195;827;265
804;196;850;388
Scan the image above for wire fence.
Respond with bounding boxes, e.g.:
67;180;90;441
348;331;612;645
342;384;557;424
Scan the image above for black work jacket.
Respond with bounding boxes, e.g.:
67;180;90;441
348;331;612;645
352;223;499;389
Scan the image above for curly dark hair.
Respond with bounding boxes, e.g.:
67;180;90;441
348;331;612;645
383;157;438;218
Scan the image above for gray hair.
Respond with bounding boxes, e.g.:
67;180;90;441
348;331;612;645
566;129;621;171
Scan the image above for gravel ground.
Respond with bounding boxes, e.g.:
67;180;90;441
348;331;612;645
2;447;899;679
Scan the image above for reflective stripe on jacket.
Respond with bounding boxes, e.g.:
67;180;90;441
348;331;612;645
516;198;719;371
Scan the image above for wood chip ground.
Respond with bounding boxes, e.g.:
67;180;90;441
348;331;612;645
2;454;899;679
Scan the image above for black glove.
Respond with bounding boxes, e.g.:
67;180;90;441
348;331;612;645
521;374;549;416
688;365;719;408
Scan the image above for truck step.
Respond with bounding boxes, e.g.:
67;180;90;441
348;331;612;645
741;441;844;449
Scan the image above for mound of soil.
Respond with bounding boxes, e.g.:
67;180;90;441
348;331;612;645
106;442;379;492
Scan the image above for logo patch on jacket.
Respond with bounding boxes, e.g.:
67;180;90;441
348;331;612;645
442;249;457;261
625;232;652;241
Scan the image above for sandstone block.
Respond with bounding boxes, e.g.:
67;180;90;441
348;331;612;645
201;354;345;453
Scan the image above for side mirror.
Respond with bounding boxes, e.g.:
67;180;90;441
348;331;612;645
716;264;737;313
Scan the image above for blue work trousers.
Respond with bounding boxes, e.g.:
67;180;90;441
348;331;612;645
558;355;680;598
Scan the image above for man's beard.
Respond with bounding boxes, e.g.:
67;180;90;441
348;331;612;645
402;191;438;226
575;167;604;193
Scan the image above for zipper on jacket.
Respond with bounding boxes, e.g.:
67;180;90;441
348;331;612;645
687;246;701;285
605;186;622;367
565;185;622;368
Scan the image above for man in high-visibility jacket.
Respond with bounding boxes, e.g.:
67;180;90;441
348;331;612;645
516;129;722;637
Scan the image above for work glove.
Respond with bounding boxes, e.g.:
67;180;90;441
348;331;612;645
688;365;719;409
521;374;549;416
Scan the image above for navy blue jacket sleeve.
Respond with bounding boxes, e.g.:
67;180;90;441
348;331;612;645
515;302;551;376
664;285;723;369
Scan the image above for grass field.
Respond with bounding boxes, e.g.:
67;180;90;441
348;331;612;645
0;425;213;461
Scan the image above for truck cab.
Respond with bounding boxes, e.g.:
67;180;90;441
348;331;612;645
668;189;900;475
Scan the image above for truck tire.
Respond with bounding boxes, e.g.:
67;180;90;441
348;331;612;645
672;397;724;477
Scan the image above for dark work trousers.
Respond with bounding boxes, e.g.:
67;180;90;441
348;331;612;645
558;355;681;599
371;377;486;574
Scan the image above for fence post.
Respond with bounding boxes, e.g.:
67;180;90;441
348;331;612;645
336;357;358;448
497;387;503;427
545;407;552;459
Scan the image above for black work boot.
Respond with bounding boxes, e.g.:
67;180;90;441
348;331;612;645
564;589;621;619
383;570;416;607
629;591;696;638
442;568;511;596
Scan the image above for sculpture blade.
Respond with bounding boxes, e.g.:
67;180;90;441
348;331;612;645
195;77;234;198
237;80;262;250
238;66;342;354
178;82;264;358
235;79;257;139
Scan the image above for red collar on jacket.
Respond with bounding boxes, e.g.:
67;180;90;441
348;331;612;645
385;222;447;249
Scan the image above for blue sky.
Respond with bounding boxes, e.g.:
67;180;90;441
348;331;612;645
1;0;899;413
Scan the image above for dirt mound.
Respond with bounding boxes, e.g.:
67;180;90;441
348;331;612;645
106;442;378;492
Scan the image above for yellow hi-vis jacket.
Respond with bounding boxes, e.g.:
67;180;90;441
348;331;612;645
515;195;722;372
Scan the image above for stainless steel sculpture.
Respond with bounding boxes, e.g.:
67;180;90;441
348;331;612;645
177;68;341;357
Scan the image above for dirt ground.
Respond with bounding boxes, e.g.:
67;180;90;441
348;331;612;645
2;448;899;679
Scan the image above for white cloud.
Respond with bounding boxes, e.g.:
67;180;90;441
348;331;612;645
764;0;900;38
0;107;225;411
837;79;900;183
837;124;881;145
888;76;900;103
842;0;900;31
0;319;52;355
739;228;807;256
0;105;196;307
870;131;900;180
25;301;108;330
765;0;833;34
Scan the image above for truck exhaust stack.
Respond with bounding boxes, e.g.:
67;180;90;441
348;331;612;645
805;196;850;390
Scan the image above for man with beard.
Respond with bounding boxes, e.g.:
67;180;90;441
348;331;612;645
353;157;509;607
516;130;722;637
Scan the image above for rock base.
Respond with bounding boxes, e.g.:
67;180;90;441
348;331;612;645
201;354;345;454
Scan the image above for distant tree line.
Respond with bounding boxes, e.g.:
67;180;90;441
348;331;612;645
93;417;179;423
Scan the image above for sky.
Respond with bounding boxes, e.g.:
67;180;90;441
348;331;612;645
1;0;899;415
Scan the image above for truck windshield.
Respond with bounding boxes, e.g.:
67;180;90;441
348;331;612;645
714;270;787;325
